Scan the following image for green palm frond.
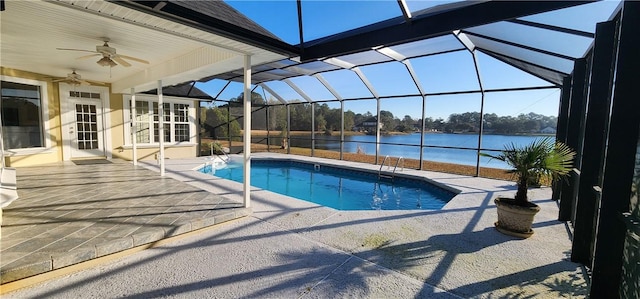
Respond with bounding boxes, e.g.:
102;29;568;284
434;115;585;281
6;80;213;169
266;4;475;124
480;137;575;204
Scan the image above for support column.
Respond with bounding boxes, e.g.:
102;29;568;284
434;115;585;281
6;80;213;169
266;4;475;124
552;77;573;202
591;2;640;296
376;98;381;163
227;105;232;149
556;77;572;144
571;20;617;265
243;55;252;208
340;100;344;160
471;51;485;177
157;80;165;176
131;88;137;166
559;58;588;221
311;102;315;157
286;104;291;154
419;95;426;170
266;107;270;152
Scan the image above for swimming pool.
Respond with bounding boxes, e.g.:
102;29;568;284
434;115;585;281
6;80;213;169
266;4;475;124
199;159;455;211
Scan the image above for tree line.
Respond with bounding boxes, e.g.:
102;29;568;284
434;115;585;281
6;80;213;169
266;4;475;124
201;93;557;139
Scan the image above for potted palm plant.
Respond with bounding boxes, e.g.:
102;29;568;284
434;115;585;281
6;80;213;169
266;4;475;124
481;137;575;238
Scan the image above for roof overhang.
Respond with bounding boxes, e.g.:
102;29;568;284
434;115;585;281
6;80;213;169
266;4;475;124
0;0;297;93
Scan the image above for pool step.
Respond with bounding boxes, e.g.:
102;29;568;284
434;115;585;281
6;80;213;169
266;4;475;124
379;174;394;180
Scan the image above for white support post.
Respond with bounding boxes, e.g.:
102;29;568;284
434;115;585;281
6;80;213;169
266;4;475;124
311;102;315;156
0;108;4;170
131;88;138;166
243;55;252;208
340;100;344;160
158;80;165;176
376;97;381;163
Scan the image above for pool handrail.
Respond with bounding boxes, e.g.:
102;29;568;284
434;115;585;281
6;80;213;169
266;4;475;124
379;156;391;180
394;157;404;174
379;156;404;181
218;149;231;162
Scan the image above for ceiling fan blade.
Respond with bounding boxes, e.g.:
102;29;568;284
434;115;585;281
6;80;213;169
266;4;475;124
56;48;98;54
78;79;91;86
51;78;66;82
76;54;102;60
117;54;149;64
112;56;131;67
86;79;106;86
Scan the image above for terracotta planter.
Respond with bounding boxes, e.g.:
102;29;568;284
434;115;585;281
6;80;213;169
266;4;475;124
494;197;541;238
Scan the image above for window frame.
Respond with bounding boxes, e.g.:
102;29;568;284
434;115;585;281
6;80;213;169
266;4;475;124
123;94;197;146
0;75;52;155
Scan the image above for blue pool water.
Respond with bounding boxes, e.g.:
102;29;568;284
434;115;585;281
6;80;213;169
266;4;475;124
199;160;455;211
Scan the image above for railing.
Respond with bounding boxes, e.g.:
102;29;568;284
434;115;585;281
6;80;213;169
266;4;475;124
378;156;403;181
379;155;392;180
217;147;231;162
394;157;404;174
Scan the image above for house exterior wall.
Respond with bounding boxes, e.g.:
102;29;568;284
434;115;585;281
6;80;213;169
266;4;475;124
111;94;198;161
1;67;199;166
114;146;198;161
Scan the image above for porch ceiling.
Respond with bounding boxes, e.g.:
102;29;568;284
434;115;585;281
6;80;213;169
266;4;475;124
0;0;289;93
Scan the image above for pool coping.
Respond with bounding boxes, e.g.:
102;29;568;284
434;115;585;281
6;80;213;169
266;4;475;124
191;153;518;212
199;156;461;211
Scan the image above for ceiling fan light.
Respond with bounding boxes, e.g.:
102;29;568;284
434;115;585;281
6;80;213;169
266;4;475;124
97;57;117;67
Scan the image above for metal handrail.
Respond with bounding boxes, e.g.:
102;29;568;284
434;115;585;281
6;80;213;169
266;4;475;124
210;143;231;162
218;148;231;162
379;155;391;177
394;157;404;174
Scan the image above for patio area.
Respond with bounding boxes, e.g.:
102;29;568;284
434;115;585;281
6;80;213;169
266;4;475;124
0;159;250;286
1;153;588;297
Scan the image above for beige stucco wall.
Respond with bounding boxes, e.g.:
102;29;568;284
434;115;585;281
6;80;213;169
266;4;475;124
114;146;198;161
2;67;199;166
1;67;63;167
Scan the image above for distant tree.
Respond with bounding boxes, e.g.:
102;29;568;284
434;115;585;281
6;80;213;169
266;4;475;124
203;107;241;140
289;102;312;130
265;100;288;131
315;114;327;131
344;110;355;131
401;115;415;131
234;91;267;106
379;110;396;132
324;108;342;131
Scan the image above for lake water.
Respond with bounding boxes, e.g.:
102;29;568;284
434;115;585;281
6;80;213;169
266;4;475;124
257;133;553;169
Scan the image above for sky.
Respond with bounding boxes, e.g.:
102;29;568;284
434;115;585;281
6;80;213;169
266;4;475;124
197;0;621;121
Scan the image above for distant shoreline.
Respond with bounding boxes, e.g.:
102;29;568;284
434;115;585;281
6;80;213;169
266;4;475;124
245;130;555;138
204;140;520;183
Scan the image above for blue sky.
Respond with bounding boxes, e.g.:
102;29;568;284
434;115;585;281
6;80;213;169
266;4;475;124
198;1;620;121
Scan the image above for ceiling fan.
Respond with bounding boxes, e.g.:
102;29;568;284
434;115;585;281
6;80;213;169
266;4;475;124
57;38;149;67
51;70;105;86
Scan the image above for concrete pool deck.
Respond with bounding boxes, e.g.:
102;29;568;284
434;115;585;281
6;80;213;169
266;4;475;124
1;153;588;298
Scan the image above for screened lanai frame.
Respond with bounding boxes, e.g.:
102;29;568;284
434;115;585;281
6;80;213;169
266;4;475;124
192;1;621;177
134;1;638;297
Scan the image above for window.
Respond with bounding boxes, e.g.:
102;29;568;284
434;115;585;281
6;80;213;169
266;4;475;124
125;96;195;145
152;102;171;143
173;103;190;142
1;79;46;149
75;104;99;150
135;101;150;143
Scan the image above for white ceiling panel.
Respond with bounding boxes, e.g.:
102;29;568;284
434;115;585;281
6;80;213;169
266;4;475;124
0;0;287;92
